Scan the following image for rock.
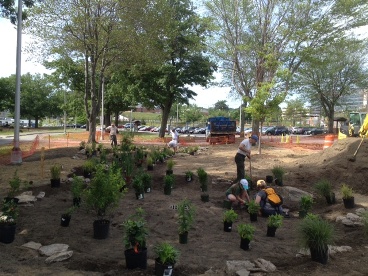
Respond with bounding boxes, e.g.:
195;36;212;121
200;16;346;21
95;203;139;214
355;208;367;216
19;229;28;235
336;216;345;222
346;213;362;222
22;241;42;250
281;186;313;202
45;250;73;264
39;244;69;256
235;269;250;276
329;245;352;254
341;218;355;226
36;192;45;199
226;260;255;274
16;194;37;204
253;258;277;272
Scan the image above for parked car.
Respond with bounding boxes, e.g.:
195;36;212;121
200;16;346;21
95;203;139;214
265;126;289;136
124;123;134;129
305;128;325;135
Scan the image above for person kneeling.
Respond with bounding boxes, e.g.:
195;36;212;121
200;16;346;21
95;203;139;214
255;179;284;217
225;179;250;209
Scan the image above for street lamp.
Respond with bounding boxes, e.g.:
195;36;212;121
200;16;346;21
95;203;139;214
11;0;23;164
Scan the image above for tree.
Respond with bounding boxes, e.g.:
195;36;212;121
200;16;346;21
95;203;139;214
293;37;368;133
0;0;39;23
0;75;16;111
284;99;308;126
213;100;229;111
204;0;368;135
122;0;216;138
182;105;203;126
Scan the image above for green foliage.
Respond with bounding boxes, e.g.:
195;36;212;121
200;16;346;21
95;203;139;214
223;209;238;223
120;133;134;152
314;179;333;197
132;175;144;194
298;214;334;252
164;175;175;189
237;223;255;241
65;206;76;216
341;183;354;199
8;170;21;197
196;167;208;191
267;214;284;228
178;199;196;234
362;211;368;238
185;171;193;178
79;141;86;148
1;199;19;223
271;166;285;180
84;165;126;219
82;159;96;174
71;175;84;198
123;208;148;251
141;172;152;190
146;156;154;166
154;242;180;265
300;195;314;212
50;164;62;179
166;159;175;170
121;152;134;177
247;200;260;215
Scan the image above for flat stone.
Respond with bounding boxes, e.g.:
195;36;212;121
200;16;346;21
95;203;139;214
22;241;42;250
281;186;313;202
226;260;255;274
45;250;73;264
39;244;69;256
355;208;367;216
16;194;37;203
329;245;352;254
36;192;45;199
336;216;345;222
346;213;361;222
253;258;277;272
341;218;355;226
235;269;250;276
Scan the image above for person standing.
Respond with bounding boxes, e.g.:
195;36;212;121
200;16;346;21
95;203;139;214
168;128;179;153
234;134;258;183
107;123;118;147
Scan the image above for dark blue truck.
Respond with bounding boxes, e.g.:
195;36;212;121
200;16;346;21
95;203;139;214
205;117;236;143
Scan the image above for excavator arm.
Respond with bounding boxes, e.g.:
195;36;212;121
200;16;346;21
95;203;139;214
359;115;368;137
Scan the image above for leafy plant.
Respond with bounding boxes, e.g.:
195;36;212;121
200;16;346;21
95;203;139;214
267;214;284;228
154;242;180;265
185;171;193;178
132;176;144;194
64;206;76;216
178;198;196;234
271;166;285;180
79;140;86;149
8;170;21;197
247;200;260;215
341;183;353;199
84;164;126;219
82;159;96;174
362;211;368;238
146;156;153;166
164;174;175;189
1;199;18;225
197;167;208;191
141;172;152;191
314;179;333;197
167;159;175;170
123;208;148;252
223;209;238;223
298;213;334;253
237;223;255;241
71;175;84;199
300;195;314;212
50;164;62;180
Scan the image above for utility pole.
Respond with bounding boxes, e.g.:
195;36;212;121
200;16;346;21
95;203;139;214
11;0;23;164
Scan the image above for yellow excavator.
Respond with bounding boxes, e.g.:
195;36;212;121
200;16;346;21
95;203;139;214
359;114;368;137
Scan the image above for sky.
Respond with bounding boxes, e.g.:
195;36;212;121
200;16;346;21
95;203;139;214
0;18;240;109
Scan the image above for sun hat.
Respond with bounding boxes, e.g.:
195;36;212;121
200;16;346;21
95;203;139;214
250;134;258;142
240;179;248;190
257;179;266;187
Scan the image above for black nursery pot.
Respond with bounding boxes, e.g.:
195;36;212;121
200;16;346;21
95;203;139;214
343;197;355;209
325;192;336;205
266;175;273;184
93;219;110;239
266;226;277;237
249;213;258;222
310;246;329;264
240;238;250;250
51;178;61;188
224;221;232;232
124;248;147;269
201;194;209;202
60;214;71;227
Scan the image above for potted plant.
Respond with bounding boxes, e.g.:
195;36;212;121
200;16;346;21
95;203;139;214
314;179;335;204
146;156;154;171
271;166;285;186
197;167;208;192
71;175;84;207
141;172;152;193
166;159;175;175
200;192;210;202
237;223;255;250
247;200;260;222
6;170;21;203
60;206;76;227
164;175;174;195
135;147;145;167
0;199;18;244
188;146;196;155
50;164;62;188
299;195;314;218
97;143;103;152
177;199;196;244
82;159;96;178
185;171;193;182
84;164;126;239
123;208;148;270
341;183;355;209
223;209;238;232
267;214;284;237
121;152;134;185
298;213;334;264
154;242;180;276
132;176;145;200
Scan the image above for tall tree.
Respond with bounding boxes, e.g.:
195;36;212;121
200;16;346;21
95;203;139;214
204;0;368;135
0;0;38;23
284;99;308;126
293;37;368;133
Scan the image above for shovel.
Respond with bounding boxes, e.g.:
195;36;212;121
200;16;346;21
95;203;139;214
348;136;364;162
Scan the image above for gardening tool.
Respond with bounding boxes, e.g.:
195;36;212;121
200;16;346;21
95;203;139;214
249;157;252;181
348;136;364;162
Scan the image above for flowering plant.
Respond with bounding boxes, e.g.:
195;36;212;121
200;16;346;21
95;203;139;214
0;215;16;226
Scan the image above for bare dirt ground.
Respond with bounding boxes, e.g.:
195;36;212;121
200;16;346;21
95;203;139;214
1;135;368;275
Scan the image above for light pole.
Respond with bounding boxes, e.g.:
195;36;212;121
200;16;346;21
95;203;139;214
11;0;23;164
100;77;105;141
